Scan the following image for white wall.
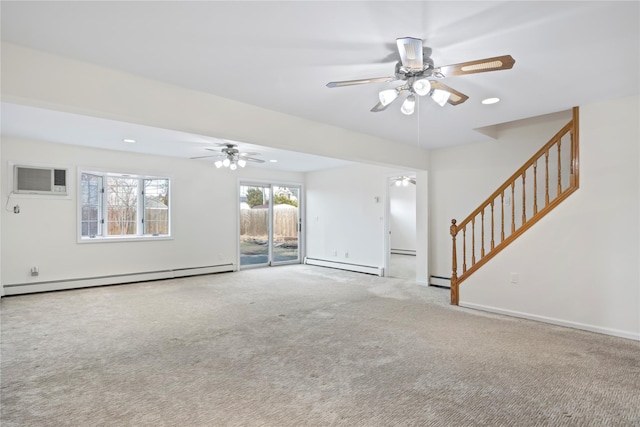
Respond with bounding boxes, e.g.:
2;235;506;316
0;137;302;292
436;97;639;340
306;164;390;267
0;134;3;296
236;166;304;187
428;110;573;279
414;170;429;285
389;182;416;252
305;163;428;282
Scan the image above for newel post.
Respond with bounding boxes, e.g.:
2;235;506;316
450;219;459;305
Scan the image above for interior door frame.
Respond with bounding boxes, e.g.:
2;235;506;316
237;178;304;269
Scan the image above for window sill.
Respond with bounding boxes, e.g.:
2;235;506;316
78;235;173;244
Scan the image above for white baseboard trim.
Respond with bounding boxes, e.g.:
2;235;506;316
459;301;640;341
3;264;235;296
304;257;383;276
415;280;429;287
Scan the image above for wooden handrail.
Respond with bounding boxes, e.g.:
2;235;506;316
450;107;580;305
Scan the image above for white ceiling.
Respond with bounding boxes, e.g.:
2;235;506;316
1;1;638;171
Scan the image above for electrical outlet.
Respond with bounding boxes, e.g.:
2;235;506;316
344;252;349;258
31;266;39;276
510;272;518;284
14;205;20;214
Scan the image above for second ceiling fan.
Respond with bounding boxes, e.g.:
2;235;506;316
326;37;515;115
190;143;265;170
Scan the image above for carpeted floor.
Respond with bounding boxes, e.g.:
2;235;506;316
1;265;639;426
388;254;416;280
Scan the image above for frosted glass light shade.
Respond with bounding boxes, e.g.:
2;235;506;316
379;89;399;106
230;163;237;171
222;158;231;167
413;79;431;96
238;159;247;168
401;95;416;115
431;89;451;107
214;160;223;168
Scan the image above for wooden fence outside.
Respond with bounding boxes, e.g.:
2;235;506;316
240;205;298;242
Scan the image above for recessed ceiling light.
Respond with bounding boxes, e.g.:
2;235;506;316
481;97;500;105
123;138;136;143
269;159;278;163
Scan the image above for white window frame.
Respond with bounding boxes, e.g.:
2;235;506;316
77;169;172;243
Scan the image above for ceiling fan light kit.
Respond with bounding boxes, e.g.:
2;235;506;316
412;78;431;96
191;143;266;169
391;176;416;186
401;95;416;115
431;89;451;107
379;89;399;106
327;36;515;116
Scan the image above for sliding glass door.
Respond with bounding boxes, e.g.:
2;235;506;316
239;184;271;267
239;183;301;268
271;185;300;265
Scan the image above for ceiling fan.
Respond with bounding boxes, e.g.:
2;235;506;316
326;37;515;115
190;143;265;170
390;176;416;186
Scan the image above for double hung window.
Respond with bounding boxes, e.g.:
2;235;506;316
80;171;170;240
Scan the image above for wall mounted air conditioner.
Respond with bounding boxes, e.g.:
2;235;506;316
13;165;68;195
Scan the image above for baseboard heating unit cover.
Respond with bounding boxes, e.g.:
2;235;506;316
390;249;416;256
3;264;235;295
304;257;383;276
429;275;451;288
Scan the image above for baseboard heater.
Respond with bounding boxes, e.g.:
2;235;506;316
390;249;416;256
3;264;235;296
304;257;383;276
429;275;451;288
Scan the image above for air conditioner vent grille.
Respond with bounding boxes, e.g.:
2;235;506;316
17;167;51;192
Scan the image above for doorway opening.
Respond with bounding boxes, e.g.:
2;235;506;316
239;183;301;268
387;175;416;280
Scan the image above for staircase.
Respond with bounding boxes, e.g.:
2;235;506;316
449;107;580;305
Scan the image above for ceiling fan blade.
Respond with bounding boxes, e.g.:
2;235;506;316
430;81;469;106
190;154;222;160
437;55;515;77
370;101;391;113
371;102;393;113
326;76;396;88
245;157;265;163
238;152;260;157
396;37;424;72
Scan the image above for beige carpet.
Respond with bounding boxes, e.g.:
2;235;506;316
1;265;639;426
388;254;416;280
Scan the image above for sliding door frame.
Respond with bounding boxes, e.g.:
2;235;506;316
237;179;304;269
